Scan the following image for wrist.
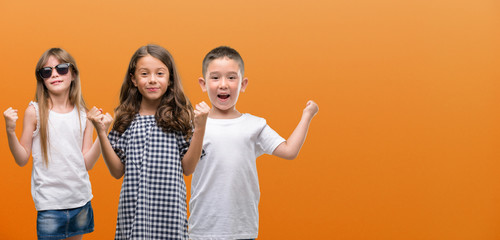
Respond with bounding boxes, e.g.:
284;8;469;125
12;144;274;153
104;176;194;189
193;127;206;136
97;130;109;137
301;112;314;121
6;128;16;134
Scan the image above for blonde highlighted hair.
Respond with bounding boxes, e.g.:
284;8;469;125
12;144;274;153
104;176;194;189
34;48;86;165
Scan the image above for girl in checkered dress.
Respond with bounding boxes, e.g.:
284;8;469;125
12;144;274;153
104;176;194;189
88;44;209;239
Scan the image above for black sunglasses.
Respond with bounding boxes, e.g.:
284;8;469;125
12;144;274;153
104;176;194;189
38;63;71;79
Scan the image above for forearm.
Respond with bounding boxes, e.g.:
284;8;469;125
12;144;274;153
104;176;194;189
97;131;124;179
6;130;30;167
273;114;314;160
83;138;101;171
181;128;205;176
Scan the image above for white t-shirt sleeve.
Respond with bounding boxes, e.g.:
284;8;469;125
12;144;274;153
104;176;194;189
256;123;286;156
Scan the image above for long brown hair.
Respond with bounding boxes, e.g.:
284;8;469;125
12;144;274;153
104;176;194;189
35;48;85;165
113;44;194;139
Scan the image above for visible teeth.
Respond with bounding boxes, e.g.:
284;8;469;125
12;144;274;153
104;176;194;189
218;94;229;99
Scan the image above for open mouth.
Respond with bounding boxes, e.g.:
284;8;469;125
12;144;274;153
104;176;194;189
218;94;230;99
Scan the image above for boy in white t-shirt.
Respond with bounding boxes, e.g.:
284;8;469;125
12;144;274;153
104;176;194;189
189;46;319;240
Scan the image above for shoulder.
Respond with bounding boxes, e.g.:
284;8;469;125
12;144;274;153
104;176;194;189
243;113;267;126
24;104;37;119
28;101;38;112
23;104;38;129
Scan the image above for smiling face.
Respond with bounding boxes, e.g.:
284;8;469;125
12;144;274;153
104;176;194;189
199;57;248;118
42;55;74;96
131;55;170;111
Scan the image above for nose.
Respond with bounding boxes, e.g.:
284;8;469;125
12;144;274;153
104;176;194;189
218;77;228;89
148;74;158;83
51;68;59;78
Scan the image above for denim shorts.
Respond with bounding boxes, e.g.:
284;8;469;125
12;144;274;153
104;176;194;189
37;201;94;240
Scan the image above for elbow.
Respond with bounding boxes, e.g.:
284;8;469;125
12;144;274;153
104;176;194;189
85;163;94;171
111;172;123;179
278;149;299;160
110;170;124;179
283;154;298;160
17;161;28;167
183;169;194;176
16;157;30;167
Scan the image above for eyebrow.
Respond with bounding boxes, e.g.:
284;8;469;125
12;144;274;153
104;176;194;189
137;67;167;71
209;71;239;75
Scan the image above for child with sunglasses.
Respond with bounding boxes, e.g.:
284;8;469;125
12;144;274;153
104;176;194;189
3;48;110;240
87;44;209;239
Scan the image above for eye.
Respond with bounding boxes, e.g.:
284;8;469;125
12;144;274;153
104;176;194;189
157;72;165;76
210;76;219;80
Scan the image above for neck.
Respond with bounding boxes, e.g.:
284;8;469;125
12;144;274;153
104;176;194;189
48;93;73;113
139;99;160;116
208;107;242;119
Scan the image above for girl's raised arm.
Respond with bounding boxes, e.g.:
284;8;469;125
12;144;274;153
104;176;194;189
82;119;103;171
272;100;319;160
87;107;124;179
4;106;37;167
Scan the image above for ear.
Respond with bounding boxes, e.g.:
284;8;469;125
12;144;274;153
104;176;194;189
131;73;138;87
240;77;248;92
198;77;207;92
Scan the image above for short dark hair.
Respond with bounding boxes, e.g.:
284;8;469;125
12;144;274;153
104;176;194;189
202;46;244;77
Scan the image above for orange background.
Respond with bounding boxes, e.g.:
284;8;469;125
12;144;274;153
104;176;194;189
1;0;499;239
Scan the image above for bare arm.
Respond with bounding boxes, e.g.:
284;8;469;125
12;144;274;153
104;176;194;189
82;119;102;171
4;106;36;167
272;100;319;160
87;107;123;179
182;101;210;176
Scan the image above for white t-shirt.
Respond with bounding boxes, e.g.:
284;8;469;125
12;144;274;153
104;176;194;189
30;102;93;211
189;113;285;240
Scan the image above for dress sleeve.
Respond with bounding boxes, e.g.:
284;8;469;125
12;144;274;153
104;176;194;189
175;131;206;160
108;130;127;163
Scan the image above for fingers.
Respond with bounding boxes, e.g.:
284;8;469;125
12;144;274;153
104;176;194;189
87;107;107;121
193;101;210;129
87;107;101;120
306;100;317;107
194;101;210;114
87;107;114;132
304;100;319;116
4;107;19;131
3;107;19;120
4;107;18;115
102;113;114;130
102;113;114;124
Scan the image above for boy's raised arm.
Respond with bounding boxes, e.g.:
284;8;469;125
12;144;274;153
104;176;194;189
272;100;319;160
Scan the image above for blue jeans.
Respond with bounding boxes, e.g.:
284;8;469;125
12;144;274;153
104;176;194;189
37;201;94;240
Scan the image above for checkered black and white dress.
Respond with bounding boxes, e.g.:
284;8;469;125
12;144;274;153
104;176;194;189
108;115;189;240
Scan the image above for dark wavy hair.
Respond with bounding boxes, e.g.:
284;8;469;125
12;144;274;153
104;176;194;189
112;44;194;139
